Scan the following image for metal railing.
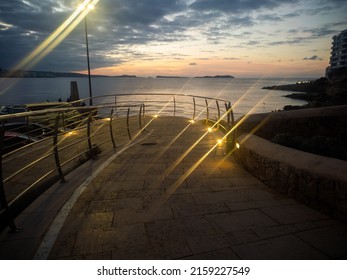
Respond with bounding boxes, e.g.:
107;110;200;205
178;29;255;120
0;93;234;232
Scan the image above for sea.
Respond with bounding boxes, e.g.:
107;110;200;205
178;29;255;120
0;77;309;119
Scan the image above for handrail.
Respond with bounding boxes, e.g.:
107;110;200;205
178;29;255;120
0;93;234;233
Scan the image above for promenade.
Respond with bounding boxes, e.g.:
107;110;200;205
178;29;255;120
1;116;347;259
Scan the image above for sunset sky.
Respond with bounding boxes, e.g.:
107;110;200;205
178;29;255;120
1;0;347;78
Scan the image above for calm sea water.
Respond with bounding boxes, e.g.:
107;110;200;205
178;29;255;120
0;77;308;118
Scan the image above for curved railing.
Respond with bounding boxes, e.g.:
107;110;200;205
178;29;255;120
0;93;234;232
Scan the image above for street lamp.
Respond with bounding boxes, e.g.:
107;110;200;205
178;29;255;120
84;4;94;106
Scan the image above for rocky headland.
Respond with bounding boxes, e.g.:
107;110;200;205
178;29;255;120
260;69;347;161
263;69;347;110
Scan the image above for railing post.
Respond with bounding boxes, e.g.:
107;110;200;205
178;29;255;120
193;97;196;120
205;98;209;124
87;112;93;155
114;96;119;117
25;115;31;141
62;111;66;131
53;114;65;183
139;104;143;129
228;102;234;127
225;102;235;152
142;103;146;127
109;109;116;149
230;103;235;148
216;100;220;129
173;96;176;117
0;126;21;232
127;107;132;140
225;102;231;127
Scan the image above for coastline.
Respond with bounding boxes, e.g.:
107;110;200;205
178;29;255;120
263;77;347;110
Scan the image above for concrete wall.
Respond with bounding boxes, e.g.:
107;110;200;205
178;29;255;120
234;133;347;223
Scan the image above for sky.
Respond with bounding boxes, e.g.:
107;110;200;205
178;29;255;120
0;0;347;78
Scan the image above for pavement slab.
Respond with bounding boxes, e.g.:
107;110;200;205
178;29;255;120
296;224;347;259
232;235;328;260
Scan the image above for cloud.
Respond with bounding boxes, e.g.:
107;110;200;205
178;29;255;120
257;14;283;22
267;21;347;48
303;55;323;61
287;29;299;34
104;0;185;26
268;38;307;46
0;0;189;71
229;16;255;27
246;40;261;46
283;12;300;18
0;0;69;34
304;22;347;40
0;0;345;74
190;0;298;13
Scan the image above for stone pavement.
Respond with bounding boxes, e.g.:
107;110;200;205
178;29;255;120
1;116;347;259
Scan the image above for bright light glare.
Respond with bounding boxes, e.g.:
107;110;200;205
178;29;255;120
236;142;240;149
78;1;95;11
207;127;212;132
217;139;222;145
66;131;77;137
189;120;195;124
4;0;99;79
154;114;158;118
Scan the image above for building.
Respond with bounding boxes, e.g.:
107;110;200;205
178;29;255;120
330;29;347;69
326;29;347;82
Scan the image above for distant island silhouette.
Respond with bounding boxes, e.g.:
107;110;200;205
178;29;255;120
156;75;234;79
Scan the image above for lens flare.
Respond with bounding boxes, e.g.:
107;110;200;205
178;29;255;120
2;0;99;82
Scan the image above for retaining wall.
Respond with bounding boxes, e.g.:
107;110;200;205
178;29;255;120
234;134;347;222
233;105;347;223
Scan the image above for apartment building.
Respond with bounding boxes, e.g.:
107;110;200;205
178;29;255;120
330;29;347;69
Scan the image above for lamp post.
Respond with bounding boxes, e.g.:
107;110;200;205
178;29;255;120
84;5;94;106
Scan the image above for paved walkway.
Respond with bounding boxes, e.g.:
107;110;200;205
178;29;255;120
1;116;347;259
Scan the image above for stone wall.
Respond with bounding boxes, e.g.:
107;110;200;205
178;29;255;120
234;134;347;223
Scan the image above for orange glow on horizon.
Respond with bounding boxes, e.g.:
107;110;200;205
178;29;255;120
78;57;326;78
